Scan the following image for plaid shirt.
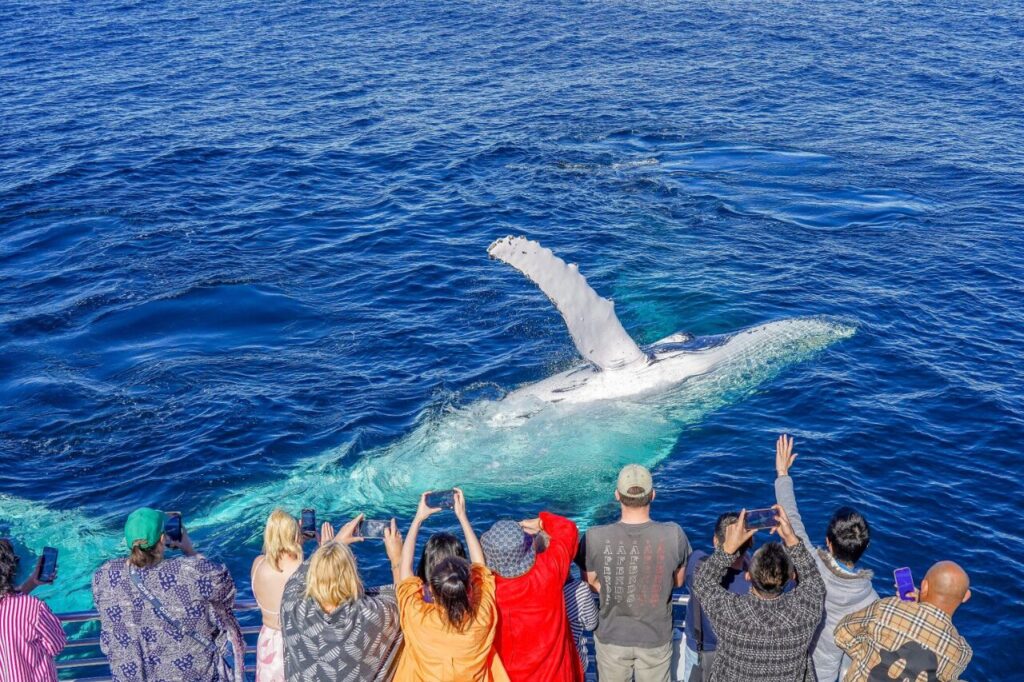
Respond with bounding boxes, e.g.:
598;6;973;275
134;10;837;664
835;597;971;682
692;541;825;682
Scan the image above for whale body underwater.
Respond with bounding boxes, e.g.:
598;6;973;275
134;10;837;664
0;237;854;610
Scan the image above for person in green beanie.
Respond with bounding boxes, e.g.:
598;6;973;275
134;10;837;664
92;507;245;682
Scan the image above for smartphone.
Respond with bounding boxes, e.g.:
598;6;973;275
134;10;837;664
894;567;915;601
425;489;456;510
744;508;778;530
38;547;58;583
164;512;183;543
301;509;316;538
360;519;390;539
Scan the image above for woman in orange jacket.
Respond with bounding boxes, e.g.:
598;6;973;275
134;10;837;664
393;488;508;682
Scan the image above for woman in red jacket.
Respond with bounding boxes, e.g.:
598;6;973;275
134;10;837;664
480;512;583;682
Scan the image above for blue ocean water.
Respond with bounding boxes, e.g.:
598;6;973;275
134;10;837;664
1;0;1023;677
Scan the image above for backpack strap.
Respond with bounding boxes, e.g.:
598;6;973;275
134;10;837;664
691;555;708;653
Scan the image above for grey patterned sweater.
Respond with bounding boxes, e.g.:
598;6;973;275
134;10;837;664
693;541;826;682
280;560;402;682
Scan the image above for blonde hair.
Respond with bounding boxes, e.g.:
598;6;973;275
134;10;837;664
306;542;363;612
263;509;302;571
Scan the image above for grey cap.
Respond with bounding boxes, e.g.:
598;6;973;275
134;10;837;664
617;463;653;498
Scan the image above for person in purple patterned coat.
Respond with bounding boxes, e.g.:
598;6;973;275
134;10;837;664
92;508;244;682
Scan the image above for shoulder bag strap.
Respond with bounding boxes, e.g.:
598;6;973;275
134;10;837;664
129;566;218;655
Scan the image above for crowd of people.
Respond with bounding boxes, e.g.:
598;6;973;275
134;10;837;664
0;435;974;682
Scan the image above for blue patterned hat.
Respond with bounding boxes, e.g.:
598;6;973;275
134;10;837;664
481;520;535;578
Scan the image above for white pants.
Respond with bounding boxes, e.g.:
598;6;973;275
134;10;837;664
682;644;698;681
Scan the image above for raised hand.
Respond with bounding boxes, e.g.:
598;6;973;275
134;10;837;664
519;517;543;535
776;434;798;477
319;521;336;546
452;487;468;523
167;526;197;556
895;584;920;602
383;518;403;565
723;510;758;555
337;514;365;545
416;492;441;522
770;504;800;547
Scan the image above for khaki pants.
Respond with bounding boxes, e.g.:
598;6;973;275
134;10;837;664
595;639;673;682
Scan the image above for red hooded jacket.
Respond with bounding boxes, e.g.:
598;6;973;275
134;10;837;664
493;511;584;682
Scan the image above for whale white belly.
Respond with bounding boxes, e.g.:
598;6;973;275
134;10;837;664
504;339;718;405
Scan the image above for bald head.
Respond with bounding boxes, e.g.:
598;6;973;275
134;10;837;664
920;561;971;617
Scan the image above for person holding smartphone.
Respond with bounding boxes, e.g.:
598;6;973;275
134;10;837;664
393;488;509;681
0;539;66;681
692;506;825;681
834;561;972;682
92;508;245;682
681;512;753;682
250;510;309;682
482;506;582;682
279;513;404;682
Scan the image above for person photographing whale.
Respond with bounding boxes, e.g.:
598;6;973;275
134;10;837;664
682;512;753;681
834;561;972;681
0;539;66;682
692;505;825;681
481;507;581;682
92;508;245;682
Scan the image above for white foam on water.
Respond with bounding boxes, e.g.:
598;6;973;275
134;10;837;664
0;494;120;611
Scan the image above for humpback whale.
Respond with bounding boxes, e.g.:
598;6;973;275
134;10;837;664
0;238;855;610
489;236;818;406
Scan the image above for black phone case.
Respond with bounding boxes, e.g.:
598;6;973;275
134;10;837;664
301;511;316;534
40;550;58;582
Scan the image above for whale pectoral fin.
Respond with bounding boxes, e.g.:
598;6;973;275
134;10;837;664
488;236;647;371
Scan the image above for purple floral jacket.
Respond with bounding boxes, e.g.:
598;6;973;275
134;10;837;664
92;555;245;682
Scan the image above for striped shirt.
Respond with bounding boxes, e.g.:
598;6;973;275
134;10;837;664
563;579;599;671
0;592;66;682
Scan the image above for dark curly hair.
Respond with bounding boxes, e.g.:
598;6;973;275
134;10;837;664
0;539;19;597
750;542;792;597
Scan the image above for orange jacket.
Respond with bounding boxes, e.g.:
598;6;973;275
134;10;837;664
394;564;509;682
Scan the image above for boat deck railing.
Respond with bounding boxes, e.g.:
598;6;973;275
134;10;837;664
54;594;690;681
